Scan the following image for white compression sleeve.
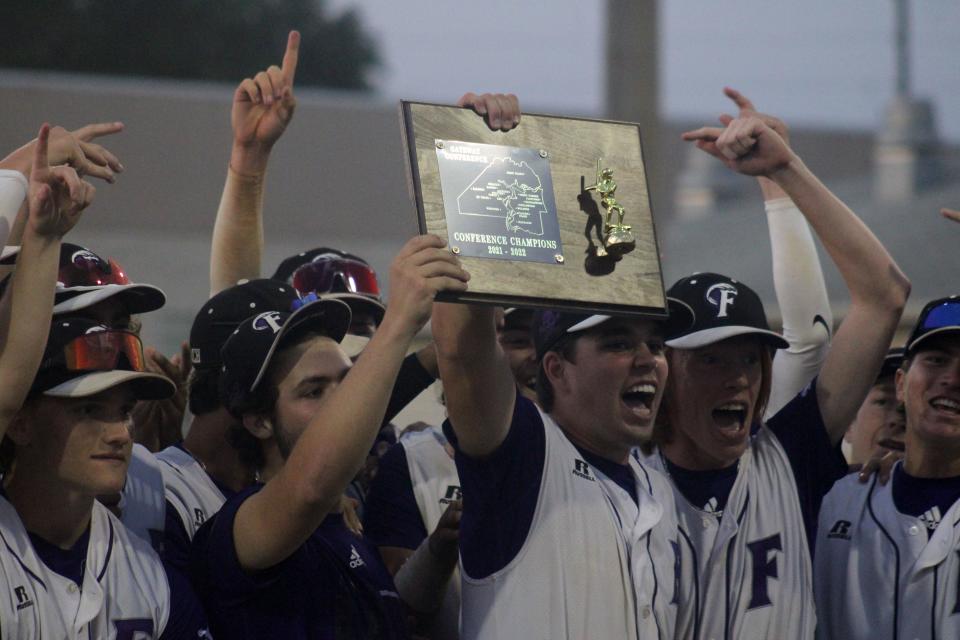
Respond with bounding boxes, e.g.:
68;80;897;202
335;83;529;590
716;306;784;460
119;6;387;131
764;197;833;418
0;170;28;247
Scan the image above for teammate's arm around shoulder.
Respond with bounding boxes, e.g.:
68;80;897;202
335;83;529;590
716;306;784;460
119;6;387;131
233;234;468;571
0;124;92;434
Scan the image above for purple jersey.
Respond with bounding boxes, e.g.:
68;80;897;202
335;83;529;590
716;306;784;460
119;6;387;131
191;484;409;639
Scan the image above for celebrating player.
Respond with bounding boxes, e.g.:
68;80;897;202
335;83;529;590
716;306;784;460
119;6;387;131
654;97;910;638
190;235;469;638
0;125;208;638
362;306;535;640
815;296;960;639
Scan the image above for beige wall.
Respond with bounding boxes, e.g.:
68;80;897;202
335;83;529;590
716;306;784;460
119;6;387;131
1;70;422;354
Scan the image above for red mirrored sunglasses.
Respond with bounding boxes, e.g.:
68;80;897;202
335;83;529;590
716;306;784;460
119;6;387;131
291;256;380;298
61;330;146;372
58;251;130;288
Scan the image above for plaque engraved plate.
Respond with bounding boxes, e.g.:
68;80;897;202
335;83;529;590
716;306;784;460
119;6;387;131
435;140;563;264
400;100;667;318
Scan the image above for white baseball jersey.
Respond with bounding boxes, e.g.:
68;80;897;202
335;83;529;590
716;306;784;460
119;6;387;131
403;428;460;533
118;443;167;549
401;427;461;640
460;406;678;640
815;470;960;640
0;496;169;639
156;445;227;540
647;425;817;640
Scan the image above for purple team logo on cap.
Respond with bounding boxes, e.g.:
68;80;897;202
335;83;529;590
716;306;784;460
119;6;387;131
252;311;284;334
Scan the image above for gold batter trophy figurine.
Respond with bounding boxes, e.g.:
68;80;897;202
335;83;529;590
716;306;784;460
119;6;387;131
585;158;636;257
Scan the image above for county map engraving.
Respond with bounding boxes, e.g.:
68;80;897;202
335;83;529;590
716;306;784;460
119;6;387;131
456;157;546;236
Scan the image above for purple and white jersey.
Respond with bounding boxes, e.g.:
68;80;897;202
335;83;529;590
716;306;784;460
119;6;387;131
0;496;169;639
646;379;846;640
815;465;960;640
156;444;227;541
119;443;167;550
448;394;679;640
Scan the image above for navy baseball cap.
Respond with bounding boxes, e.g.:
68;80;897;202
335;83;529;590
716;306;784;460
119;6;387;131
905;295;960;355
219;298;352;396
665;273;788;350
190;279;301;370
876;348;905;381
0;243;166;316
31;318;175;400
533;299;694;362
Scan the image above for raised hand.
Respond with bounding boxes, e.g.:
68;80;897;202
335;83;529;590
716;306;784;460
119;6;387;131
457;92;521;132
427;499;462;565
27;124;95;239
720;87;789;145
384;235;470;336
942;208;960;224
681;115;795;178
2;122;124;183
231;30;300;172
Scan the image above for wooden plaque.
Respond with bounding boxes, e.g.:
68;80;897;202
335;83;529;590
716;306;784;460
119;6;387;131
400;101;666;318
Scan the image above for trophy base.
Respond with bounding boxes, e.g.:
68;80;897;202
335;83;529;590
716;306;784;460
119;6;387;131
604;227;636;257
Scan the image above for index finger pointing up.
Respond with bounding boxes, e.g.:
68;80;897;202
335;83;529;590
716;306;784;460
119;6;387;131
282;30;300;84
723;87;755;112
33;123;51;175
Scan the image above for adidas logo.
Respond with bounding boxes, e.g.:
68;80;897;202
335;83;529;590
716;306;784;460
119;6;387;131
919;507;942;531
702;497;722;516
572;459;595;482
349;545;365;569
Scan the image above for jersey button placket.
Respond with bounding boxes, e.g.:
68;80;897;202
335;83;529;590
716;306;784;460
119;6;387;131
908;525;920;536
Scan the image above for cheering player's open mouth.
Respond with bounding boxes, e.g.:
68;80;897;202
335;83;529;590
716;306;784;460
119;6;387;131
622;382;657;419
712;401;749;433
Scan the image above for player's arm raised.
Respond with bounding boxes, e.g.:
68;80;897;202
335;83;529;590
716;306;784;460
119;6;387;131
718;89;832;416
431;92;522;457
209;30;299;295
232;235;469;571
0;125;93;433
683;116;910;443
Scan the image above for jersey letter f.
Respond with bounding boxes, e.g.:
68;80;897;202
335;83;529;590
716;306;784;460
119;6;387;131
746;533;782;610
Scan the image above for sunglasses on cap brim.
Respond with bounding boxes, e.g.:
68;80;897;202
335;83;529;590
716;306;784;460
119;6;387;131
58;254;130;288
291;257;380;298
918;300;960;332
57;330;146;372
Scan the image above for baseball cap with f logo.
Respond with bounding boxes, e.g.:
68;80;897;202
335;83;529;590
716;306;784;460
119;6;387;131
664;273;788;350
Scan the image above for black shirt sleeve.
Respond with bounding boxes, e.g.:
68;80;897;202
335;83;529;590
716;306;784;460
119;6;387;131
161;499;192;573
766;377;848;548
363;443;429;550
159;559;211;639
